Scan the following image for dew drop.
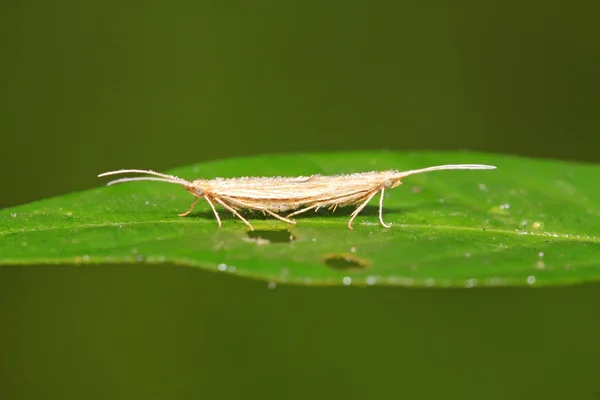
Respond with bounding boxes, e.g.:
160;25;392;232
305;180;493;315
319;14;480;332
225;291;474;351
531;221;544;230
485;277;502;286
82;255;90;262
217;263;227;271
489;204;510;215
464;278;477;288
538;252;544;257
527;275;536;285
268;282;276;290
366;276;377;285
343;276;352;286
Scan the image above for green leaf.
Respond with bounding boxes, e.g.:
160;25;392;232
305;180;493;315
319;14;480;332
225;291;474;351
2;151;599;287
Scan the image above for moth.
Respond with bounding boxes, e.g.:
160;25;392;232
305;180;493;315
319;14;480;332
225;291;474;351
98;164;496;231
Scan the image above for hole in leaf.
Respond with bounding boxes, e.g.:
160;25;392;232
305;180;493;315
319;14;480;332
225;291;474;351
323;253;370;270
245;230;295;245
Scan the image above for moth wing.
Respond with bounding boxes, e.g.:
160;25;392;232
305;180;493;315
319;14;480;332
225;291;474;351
298;174;322;183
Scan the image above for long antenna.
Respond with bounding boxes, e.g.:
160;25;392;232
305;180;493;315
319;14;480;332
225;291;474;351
395;164;496;179
98;169;191;186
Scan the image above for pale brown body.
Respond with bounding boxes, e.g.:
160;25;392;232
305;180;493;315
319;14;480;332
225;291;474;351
98;164;496;230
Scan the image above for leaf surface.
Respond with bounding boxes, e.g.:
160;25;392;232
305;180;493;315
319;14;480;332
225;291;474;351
2;151;599;287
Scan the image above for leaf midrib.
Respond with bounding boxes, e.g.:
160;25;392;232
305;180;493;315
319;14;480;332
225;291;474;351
2;219;598;244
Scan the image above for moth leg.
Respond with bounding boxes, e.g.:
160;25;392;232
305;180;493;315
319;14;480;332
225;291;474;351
347;191;378;230
286;204;318;218
179;197;199;217
214;197;255;231
264;209;296;225
378;188;391;228
203;196;222;228
223;197;296;226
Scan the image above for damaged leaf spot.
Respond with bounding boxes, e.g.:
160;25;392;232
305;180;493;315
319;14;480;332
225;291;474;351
245;229;295;245
323;253;370;270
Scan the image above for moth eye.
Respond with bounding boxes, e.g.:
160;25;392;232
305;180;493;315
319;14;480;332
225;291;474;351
196;188;204;196
384;180;392;188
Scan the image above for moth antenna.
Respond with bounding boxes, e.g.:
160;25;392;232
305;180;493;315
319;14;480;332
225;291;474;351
98;169;191;186
395;164;496;179
103;176;190;187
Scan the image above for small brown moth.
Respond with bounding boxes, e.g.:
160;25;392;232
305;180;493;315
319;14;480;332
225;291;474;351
98;164;496;231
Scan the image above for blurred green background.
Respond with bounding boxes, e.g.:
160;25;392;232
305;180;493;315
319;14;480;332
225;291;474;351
1;0;599;399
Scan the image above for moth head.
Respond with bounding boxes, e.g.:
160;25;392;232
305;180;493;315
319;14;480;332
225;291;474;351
384;171;403;188
388;179;403;189
186;179;208;197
